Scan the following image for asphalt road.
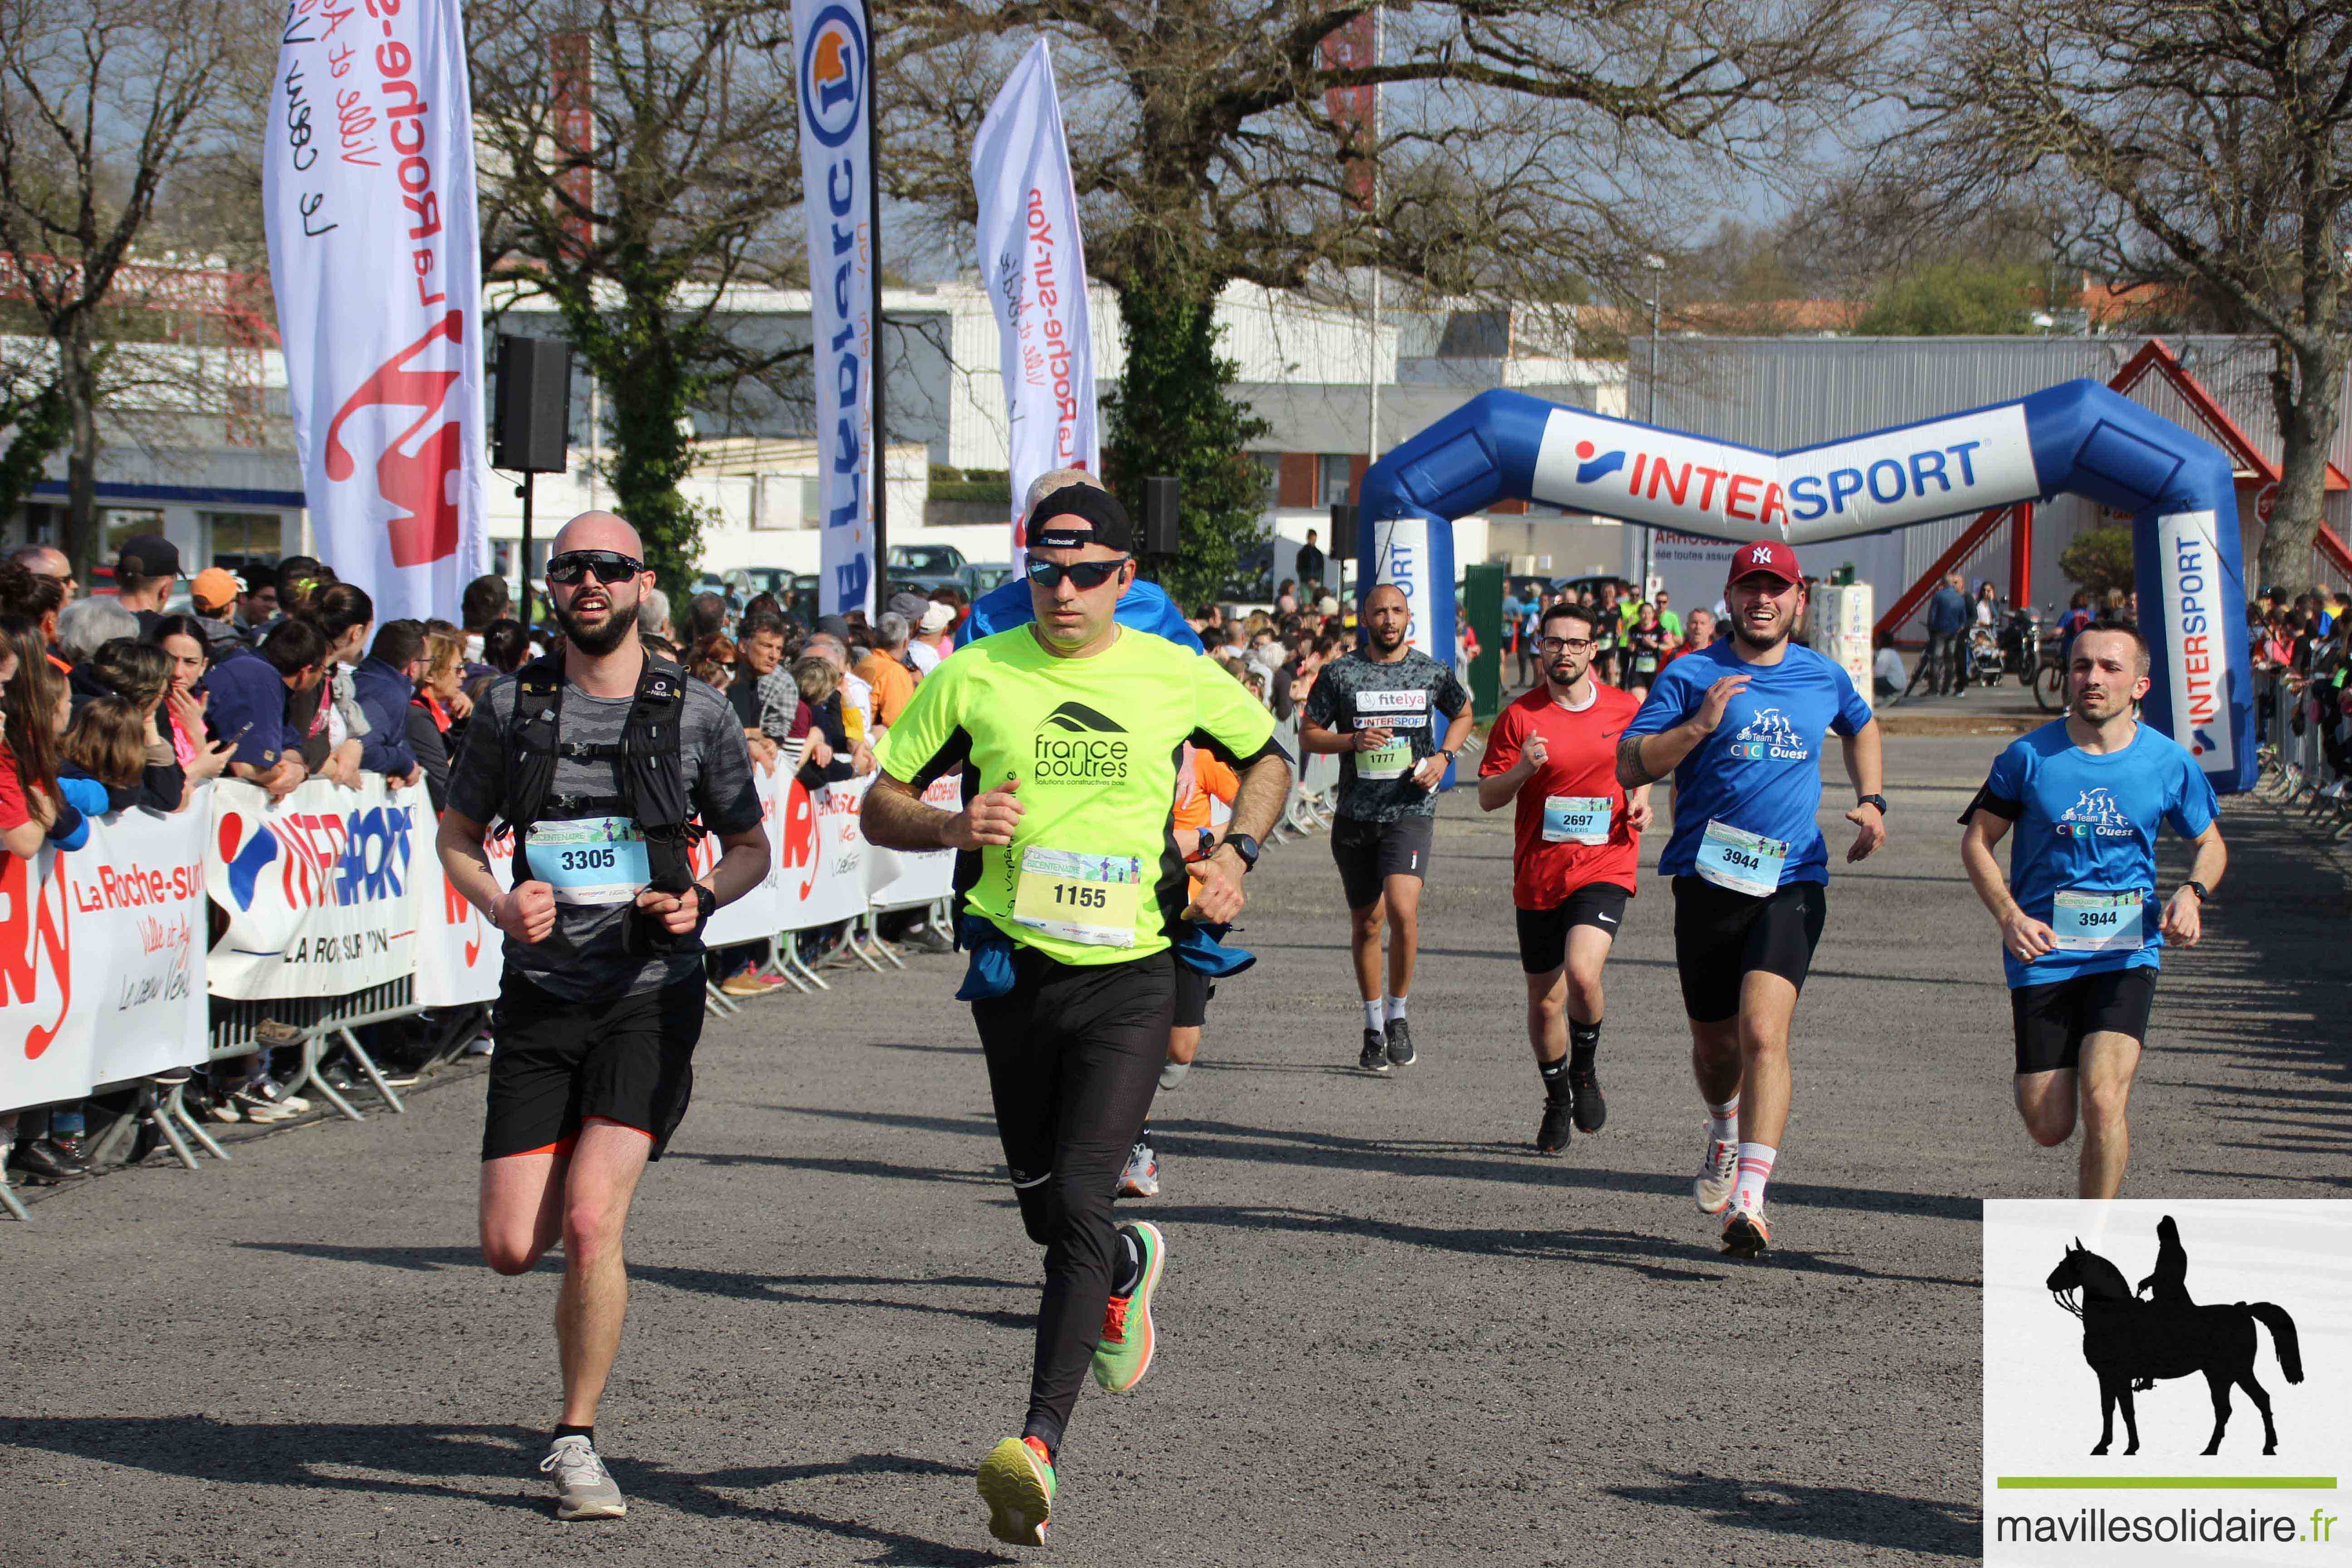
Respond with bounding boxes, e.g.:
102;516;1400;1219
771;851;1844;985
4;729;2345;1568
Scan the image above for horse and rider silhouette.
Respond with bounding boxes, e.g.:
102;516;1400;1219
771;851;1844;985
2045;1216;2303;1457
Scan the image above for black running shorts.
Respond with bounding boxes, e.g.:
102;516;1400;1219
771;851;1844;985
1514;883;1632;975
1670;875;1828;1023
481;971;707;1161
1172;961;1215;1029
1330;812;1436;911
2010;965;2158;1075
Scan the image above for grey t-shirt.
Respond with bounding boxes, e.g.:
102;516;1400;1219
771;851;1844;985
1303;648;1470;822
446;664;762;1001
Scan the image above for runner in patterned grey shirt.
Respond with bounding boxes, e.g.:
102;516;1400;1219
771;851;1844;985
1301;583;1473;1073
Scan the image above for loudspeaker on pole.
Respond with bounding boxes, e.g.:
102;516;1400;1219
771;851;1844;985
1142;475;1180;556
1328;502;1358;557
494;335;573;474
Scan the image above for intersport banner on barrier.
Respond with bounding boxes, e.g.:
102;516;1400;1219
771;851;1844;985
1;804;211;1116
794;0;877;617
208;776;426;1000
262;0;493;622
973;38;1098;564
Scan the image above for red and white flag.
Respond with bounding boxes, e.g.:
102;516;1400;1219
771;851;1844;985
263;0;490;619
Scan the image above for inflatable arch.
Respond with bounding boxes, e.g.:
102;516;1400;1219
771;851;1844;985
1354;383;2256;794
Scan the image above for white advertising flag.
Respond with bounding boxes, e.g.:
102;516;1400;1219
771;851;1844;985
973;39;1098;563
262;0;491;620
794;0;877;616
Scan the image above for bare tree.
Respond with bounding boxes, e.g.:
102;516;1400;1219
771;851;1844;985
1895;0;2352;588
0;0;257;579
469;0;811;593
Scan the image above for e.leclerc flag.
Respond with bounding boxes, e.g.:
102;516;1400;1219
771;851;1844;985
972;39;1098;567
793;0;877;616
262;0;490;620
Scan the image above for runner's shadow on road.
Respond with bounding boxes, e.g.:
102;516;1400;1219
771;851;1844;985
0;1414;549;1513
1142;1205;1975;1289
609;1453;998;1565
233;1244;1034;1329
672;1149;1002;1186
1604;1469;1978;1558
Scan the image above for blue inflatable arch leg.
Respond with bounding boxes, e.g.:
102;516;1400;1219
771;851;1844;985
1357;383;2254;793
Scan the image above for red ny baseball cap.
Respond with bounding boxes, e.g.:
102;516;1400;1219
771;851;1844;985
1726;538;1802;587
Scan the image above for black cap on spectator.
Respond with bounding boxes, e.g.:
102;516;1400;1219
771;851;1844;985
116;534;181;581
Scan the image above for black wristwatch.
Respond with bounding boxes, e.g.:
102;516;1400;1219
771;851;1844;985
1856;793;1888;816
1220;831;1263;872
2182;880;2210;904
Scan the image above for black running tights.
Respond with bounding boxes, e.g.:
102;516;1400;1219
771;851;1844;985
971;947;1174;1448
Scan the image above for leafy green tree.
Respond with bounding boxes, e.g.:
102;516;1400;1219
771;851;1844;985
1099;255;1269;611
2058;523;2136;597
1855;260;2038;335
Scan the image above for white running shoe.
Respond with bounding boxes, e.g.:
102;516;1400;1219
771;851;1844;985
1693;1134;1739;1215
1118;1139;1160;1198
540;1435;626;1520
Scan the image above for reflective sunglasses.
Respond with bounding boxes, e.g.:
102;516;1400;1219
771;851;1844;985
546;549;644;586
1024;554;1130;591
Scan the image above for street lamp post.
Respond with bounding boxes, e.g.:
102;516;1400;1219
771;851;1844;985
1641;254;1666;598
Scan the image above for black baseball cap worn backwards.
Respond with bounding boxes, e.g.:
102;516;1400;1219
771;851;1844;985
1027;485;1134;553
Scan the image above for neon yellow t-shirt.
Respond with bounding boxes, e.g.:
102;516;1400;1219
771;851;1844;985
875;625;1279;965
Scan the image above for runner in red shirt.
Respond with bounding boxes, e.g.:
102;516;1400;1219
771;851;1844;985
1478;601;1652;1153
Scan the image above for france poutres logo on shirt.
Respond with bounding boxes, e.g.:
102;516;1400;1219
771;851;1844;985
1725;706;1809;762
2056;787;2135;839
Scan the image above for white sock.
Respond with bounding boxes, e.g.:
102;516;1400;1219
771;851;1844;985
1706;1096;1740;1146
1733;1142;1777;1211
1363;998;1385;1032
1386;995;1409;1024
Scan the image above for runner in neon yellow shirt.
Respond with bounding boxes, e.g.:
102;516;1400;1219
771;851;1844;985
864;481;1291;1548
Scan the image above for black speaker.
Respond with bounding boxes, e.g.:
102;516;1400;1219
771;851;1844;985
494;335;572;473
1328;502;1357;557
1142;476;1180;555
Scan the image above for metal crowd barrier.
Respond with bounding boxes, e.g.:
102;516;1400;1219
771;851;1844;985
2256;668;2352;838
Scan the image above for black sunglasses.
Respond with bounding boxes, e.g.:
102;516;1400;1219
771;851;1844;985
547;549;644;586
1025;554;1131;591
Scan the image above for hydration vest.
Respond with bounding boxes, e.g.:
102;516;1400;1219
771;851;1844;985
499;651;702;897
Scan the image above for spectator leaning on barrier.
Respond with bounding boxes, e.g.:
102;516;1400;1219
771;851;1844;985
804;630;875;751
150;614;235;794
84;639;192;812
730;609;792;770
410;629;470;811
353;620;428;785
793;655;857;788
294;582;373;785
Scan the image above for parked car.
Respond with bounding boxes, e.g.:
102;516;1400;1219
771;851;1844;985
887;543;970;598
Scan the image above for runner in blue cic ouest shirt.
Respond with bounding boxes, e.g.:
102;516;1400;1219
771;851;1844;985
1614;538;1886;1261
1958;620;2225;1200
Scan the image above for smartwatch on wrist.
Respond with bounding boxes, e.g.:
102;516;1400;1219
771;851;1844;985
1221;832;1263;872
1857;793;1888;816
2183;880;2210;904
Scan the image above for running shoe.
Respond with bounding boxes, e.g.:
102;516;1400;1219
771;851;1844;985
1385;1016;1416;1067
539;1434;627;1520
1569;1064;1607;1133
1158;1059;1190;1092
1092;1221;1165;1392
1357;1028;1391;1075
1721;1196;1771;1259
1536;1097;1574;1156
1693;1134;1739;1215
1118;1139;1160;1198
977;1436;1056;1546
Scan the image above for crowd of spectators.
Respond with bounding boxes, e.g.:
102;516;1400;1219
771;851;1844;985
1500;581;1707;701
2253;583;2352;786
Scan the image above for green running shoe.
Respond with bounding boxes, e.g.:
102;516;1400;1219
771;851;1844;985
977;1436;1056;1546
1091;1220;1165;1393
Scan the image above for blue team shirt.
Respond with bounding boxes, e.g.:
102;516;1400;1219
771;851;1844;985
1974;720;2218;989
1623;640;1874;887
956;575;1205;653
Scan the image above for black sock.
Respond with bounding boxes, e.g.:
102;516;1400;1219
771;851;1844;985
1569;1019;1601;1073
553;1423;594;1447
1538;1054;1571;1101
1020;1416;1063;1465
1111;1226;1144;1297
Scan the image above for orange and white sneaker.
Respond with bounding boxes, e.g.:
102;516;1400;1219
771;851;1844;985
1693;1133;1739;1214
1720;1194;1770;1259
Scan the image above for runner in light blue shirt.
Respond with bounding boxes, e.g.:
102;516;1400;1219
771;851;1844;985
1616;539;1886;1261
1960;622;2225;1200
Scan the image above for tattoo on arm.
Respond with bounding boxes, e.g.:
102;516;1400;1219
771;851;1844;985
1616;735;1658;789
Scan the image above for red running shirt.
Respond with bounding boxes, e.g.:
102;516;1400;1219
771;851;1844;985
1480;683;1642;909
